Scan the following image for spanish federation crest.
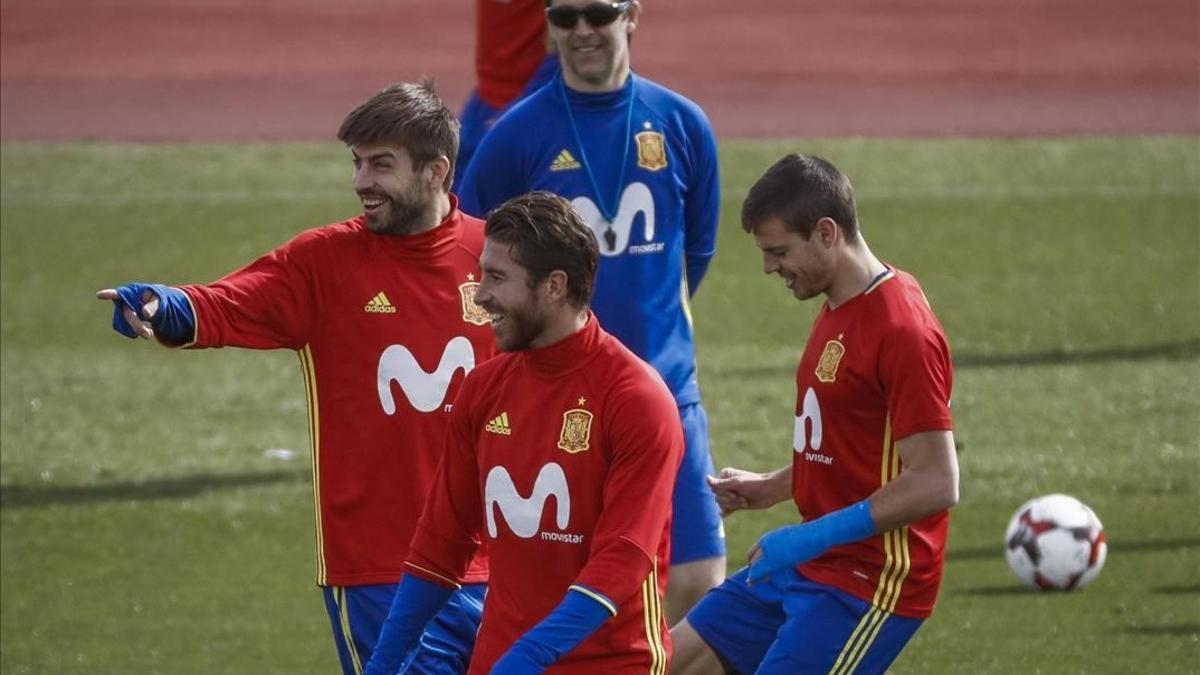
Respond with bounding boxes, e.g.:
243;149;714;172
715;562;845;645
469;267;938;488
635;131;668;171
557;408;594;454
815;337;846;383
458;280;489;326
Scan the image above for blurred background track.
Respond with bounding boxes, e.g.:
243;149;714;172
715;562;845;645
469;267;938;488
2;0;1198;140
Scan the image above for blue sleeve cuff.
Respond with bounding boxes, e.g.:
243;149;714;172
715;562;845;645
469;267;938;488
490;586;613;673
110;282;195;344
749;500;876;582
362;574;454;675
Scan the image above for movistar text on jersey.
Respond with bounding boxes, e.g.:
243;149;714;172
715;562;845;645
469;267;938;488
541;531;585;544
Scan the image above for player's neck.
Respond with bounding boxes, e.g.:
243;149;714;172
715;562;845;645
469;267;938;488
561;64;631;94
530;308;590;349
826;241;887;310
404;193;452;236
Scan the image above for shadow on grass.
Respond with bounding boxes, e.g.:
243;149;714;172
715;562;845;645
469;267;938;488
954;585;1035;596
954;338;1200;369
947;536;1200;562
1121;624;1200;637
711;338;1200;377
0;470;309;510
1153;584;1200;594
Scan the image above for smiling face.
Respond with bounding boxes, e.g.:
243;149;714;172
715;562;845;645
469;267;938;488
350;143;430;235
753;217;837;301
547;0;640;92
475;238;551;352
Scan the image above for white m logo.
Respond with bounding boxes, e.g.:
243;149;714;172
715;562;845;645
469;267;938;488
376;336;475;414
484;463;571;539
571;182;656;257
794;387;823;453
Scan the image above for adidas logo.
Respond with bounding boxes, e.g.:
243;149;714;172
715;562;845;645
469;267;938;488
364;291;397;314
485;412;512;435
549;149;582;172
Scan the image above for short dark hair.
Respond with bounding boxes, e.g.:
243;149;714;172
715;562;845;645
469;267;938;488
485;192;599;308
337;80;460;190
741;154;859;242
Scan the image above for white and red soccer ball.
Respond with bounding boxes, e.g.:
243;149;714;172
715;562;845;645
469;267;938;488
1004;494;1107;591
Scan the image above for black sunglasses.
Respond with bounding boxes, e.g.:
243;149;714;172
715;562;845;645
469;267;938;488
546;2;633;30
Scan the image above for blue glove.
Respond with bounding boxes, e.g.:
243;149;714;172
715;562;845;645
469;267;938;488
490;586;614;674
362;574;454;675
748;500;876;583
110;283;195;344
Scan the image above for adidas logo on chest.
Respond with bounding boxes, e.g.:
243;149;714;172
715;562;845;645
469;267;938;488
550;149;582;172
485;412;512;435
365;291;397;314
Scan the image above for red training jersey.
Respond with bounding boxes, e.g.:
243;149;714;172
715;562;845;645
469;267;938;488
408;315;681;674
792;268;954;618
180;200;495;587
475;0;548;107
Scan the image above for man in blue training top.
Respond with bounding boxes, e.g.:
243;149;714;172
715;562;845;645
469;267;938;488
458;0;724;623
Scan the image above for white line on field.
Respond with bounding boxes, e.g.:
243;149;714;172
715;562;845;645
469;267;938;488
0;190;350;205
0;185;1197;205
730;185;1200;200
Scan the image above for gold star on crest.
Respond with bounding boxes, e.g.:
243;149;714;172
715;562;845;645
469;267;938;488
577;397;587;406
467;273;475;281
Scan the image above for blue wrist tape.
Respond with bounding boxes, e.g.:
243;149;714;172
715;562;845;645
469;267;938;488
362;574;454;675
490;586;614;673
749;499;876;583
110;283;194;344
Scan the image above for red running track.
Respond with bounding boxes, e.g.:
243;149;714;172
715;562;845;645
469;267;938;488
2;0;1197;140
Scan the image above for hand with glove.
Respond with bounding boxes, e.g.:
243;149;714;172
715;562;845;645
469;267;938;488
97;283;194;345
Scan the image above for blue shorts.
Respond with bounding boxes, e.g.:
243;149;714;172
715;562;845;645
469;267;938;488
671;402;726;564
322;583;485;675
686;567;923;674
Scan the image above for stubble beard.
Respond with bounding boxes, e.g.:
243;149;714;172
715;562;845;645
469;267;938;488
365;183;429;237
495;298;547;352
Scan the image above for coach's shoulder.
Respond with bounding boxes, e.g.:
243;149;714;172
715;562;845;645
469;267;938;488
635;75;709;117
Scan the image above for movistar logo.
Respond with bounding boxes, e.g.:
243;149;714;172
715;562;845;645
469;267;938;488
485;412;512;435
376;337;475;414
795;386;833;466
550;149;582;172
571;182;656;256
365;291;397;313
485;463;570;539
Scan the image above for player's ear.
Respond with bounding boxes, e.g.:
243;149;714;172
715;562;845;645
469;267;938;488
815;217;840;247
626;1;641;33
425;155;451;192
544;269;570;303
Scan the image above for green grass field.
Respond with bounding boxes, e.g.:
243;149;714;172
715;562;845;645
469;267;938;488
2;137;1198;674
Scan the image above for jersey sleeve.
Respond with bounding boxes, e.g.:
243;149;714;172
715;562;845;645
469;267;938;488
179;232;321;350
406;374;486;586
572;374;684;608
458;119;527;218
681;105;720;296
877;314;954;440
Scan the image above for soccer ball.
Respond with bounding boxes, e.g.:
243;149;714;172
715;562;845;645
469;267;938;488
1004;494;1107;591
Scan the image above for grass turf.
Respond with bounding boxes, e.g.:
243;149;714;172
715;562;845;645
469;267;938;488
2;137;1198;673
